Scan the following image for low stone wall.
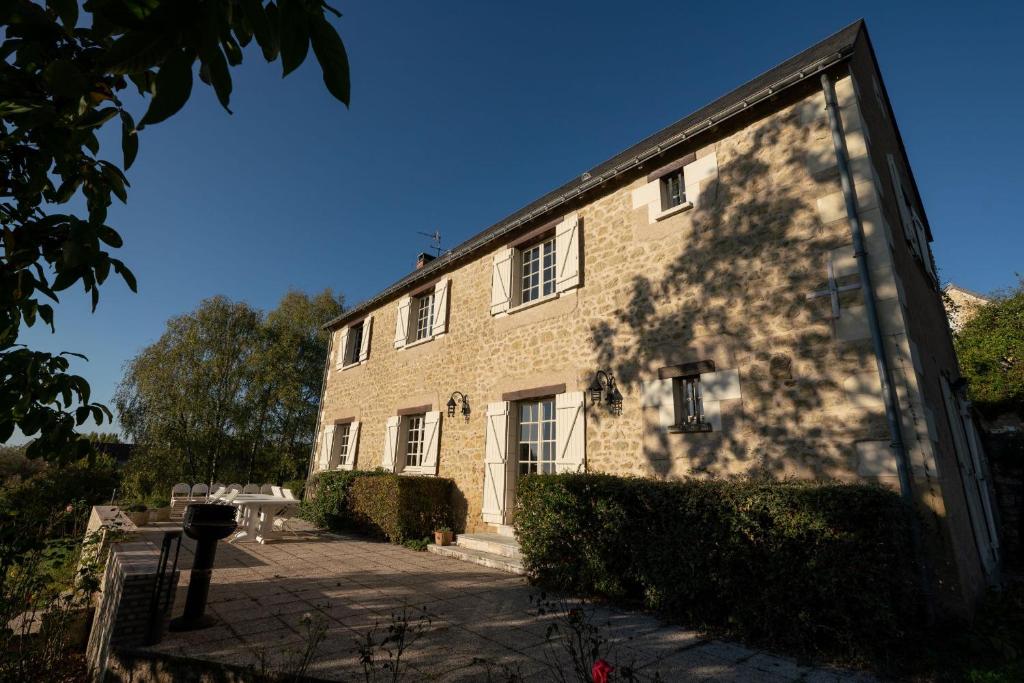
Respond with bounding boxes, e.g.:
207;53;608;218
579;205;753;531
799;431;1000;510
86;541;180;681
105;649;333;682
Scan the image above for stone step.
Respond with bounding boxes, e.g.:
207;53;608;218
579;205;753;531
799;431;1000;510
492;524;516;538
456;533;522;560
427;543;526;576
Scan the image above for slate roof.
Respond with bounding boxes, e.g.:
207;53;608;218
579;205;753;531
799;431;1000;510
324;20;865;330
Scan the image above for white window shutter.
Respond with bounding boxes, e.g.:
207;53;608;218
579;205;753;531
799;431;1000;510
555;213;581;292
358;316;373;362
432;279;450;335
421;411;442;475
490;248;513;316
555;391;586;473
343;421;360;470
320;424;336;470
393;297;411;349
481;402;509;524
641;378;676;428
334;327;349;371
887;155;914;242
381;416;400;471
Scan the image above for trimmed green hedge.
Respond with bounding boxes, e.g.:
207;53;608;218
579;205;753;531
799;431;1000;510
348;474;453;543
300;469;384;529
516;473;922;660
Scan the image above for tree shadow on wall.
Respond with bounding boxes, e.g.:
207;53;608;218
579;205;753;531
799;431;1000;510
589;102;886;480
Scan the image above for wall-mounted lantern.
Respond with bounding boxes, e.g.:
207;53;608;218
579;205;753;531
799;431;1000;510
587;370;623;415
446;391;471;422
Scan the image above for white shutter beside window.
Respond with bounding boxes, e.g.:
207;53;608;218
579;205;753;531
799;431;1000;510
641;378;676;428
490;248;513;316
421;411;441;475
432;279;450;335
359;316;373;362
555;213;581;292
381;416;400;471
320;424;336;470
887;155;915;242
334;327;349;371
393;297;411;349
555;391;586;473
342;421;360;470
481;402;509;524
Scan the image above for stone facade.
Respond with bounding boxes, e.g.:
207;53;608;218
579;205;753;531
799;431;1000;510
313;24;999;613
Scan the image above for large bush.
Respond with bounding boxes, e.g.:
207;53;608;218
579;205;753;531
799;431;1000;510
299;469;384;529
955;282;1024;414
348;474;453;543
516;473;921;661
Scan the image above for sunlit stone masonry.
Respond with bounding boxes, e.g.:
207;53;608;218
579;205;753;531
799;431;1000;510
311;20;998;614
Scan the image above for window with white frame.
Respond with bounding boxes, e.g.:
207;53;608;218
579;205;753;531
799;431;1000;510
517;398;556;475
345;321;363;366
404;414;426;468
413;292;435;341
334;423;352;466
660;169;686;210
520;237;557;304
670;375;712;433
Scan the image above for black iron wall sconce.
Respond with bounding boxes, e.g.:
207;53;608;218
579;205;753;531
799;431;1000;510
588;369;623;415
446;391;471;422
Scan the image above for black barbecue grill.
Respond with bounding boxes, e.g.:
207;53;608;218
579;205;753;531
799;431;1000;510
169;503;237;631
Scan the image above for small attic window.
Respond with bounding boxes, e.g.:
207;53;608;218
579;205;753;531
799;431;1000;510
660;170;686;210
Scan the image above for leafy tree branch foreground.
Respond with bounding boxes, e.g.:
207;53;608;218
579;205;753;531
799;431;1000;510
1;0;349;460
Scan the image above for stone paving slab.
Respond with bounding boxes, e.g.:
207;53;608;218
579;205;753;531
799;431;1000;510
139;525;875;681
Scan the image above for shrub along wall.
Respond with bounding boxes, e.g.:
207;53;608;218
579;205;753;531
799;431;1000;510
299;469;384;529
515;473;922;662
348;474;453;543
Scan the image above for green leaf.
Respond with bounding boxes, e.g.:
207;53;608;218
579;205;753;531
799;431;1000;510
48;0;78;29
120;111;139;170
76;107;118;129
43;59;88;99
97;225;124;248
139;50;194;127
105;32;173;75
241;0;276;60
309;15;350;106
278;0;309;77
203;44;233;112
112;259;138;293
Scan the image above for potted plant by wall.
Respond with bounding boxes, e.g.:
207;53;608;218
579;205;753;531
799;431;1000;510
434;525;453;546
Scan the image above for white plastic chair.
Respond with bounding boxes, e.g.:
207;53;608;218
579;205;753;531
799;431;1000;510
208;486;227;501
243;483;260;494
281;488;296;500
260;484;274;495
220;490;239;504
227;483;243;493
212;482;225;494
191;483;209;501
270;485;283;498
170;483;191;520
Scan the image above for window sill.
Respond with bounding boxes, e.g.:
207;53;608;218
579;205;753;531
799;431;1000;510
398;468;434;477
403;335;436;350
654;201;693;222
667;421;713;434
507;291;560;315
340;361;364;371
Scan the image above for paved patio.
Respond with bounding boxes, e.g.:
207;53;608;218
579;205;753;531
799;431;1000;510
140;525;874;682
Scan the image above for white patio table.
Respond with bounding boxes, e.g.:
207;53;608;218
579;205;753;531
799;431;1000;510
223;494;300;544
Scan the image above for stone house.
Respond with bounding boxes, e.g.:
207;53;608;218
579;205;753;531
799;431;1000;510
311;21;999;612
944;282;991;334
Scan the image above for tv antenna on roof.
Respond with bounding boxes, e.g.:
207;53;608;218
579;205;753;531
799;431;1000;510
418;230;442;257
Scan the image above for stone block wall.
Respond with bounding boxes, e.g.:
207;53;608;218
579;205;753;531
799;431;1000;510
86;541;180;681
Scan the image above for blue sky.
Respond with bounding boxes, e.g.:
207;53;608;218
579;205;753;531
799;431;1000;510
18;0;1023;440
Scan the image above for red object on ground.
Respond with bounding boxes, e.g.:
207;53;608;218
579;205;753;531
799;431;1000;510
592;658;614;683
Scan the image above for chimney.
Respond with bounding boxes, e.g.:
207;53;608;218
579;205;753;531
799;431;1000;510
416;252;436;270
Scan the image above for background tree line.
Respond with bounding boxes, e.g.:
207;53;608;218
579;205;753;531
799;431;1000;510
116;289;342;501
